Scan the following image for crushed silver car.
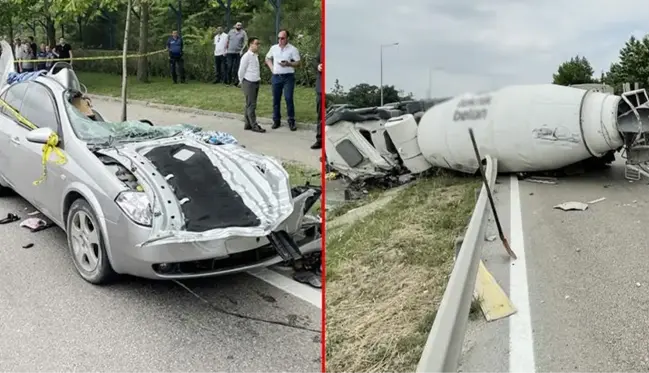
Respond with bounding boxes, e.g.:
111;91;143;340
0;40;321;284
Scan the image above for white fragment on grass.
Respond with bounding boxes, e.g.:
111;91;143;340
554;201;589;211
587;197;606;204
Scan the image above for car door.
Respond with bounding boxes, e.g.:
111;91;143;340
0;82;29;188
9;81;65;217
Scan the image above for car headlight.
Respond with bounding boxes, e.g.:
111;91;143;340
115;191;153;227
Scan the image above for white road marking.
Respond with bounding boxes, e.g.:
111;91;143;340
248;268;321;309
509;175;536;372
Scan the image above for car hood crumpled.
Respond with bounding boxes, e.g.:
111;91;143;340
99;136;313;247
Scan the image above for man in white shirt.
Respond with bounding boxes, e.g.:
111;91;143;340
238;37;266;133
213;26;228;84
265;29;300;131
13;38;24;73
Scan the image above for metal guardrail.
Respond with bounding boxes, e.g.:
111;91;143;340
416;155;498;373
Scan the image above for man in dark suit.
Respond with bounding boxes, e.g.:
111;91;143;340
311;45;323;150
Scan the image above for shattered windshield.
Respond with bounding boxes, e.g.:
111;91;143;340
63;90;200;146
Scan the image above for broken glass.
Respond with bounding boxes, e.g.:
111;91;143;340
63;90;237;146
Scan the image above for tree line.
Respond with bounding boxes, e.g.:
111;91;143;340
553;35;649;93
0;0;320;86
326;79;414;108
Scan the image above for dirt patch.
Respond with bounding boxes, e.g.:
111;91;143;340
325;174;480;373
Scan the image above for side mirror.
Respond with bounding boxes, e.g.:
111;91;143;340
26;127;56;145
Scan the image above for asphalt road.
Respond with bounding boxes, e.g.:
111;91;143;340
460;157;649;372
0;98;322;372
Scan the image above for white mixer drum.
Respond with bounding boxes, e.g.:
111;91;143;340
416;84;624;174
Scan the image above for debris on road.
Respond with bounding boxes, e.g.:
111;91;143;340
22;243;34;249
486;235;497;242
636;282;642;287
554;201;589;211
473;260;517;322
0;213;20;224
524;176;558;185
588;197;606;204
19;217;54;232
294;270;322;288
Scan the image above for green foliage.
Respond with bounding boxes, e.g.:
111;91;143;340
552;55;595;86
73;43;318;85
0;0;320;87
325;79;413;108
603;35;649;93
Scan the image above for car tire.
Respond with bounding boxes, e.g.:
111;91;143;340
66;198;117;285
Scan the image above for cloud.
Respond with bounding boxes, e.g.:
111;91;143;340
325;0;649;98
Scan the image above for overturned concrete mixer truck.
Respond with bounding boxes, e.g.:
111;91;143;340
325;84;649;182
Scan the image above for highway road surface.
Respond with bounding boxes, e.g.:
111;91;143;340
0;98;322;372
460;157;649;372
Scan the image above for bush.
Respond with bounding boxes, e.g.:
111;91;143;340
73;40;318;87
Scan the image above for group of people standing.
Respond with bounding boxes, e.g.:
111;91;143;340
164;22;323;150
12;37;73;73
226;25;323;149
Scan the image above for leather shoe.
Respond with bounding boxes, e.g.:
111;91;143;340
252;125;266;133
310;141;322;149
272;122;281;129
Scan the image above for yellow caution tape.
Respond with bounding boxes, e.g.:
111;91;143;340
0;97;67;185
15;48;167;64
33;133;66;185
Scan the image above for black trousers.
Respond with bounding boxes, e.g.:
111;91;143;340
214;55;225;83
169;54;186;83
315;91;322;142
225;53;241;85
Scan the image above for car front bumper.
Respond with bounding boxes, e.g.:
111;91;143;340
103;216;321;280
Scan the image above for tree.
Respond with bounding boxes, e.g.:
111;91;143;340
603;35;649;92
346;83;402;107
552;55;595;86
121;0;132;120
325;81;412;108
136;0;150;82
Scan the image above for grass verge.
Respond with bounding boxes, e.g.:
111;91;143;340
325;174;480;373
77;72;317;123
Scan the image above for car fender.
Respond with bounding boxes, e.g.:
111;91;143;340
61;181;118;265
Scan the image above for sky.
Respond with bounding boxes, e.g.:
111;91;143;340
325;0;649;98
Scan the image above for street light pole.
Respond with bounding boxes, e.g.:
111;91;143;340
380;42;399;106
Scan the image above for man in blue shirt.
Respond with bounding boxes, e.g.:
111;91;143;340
166;30;186;84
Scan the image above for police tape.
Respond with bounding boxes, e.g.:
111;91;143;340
14;48;168;64
0;97;66;185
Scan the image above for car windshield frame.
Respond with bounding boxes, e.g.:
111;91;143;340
62;90;197;147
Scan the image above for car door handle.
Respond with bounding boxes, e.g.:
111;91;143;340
10;137;20;145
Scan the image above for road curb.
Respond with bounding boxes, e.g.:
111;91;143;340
86;94;317;130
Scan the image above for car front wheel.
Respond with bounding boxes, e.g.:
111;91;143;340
66;199;117;284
